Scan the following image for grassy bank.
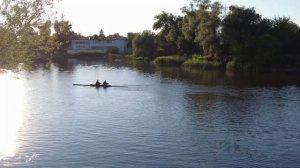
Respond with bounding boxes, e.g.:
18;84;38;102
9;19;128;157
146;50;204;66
154;56;186;66
67;52;107;58
182;55;223;70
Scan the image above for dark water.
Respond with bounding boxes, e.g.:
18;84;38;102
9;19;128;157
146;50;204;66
1;58;300;167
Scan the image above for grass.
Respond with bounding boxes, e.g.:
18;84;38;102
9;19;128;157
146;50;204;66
67;52;106;58
154;56;186;66
182;55;223;70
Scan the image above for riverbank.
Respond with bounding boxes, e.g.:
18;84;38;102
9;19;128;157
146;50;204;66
151;55;300;73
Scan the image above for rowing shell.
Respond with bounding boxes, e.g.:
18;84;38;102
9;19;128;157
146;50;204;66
73;84;128;88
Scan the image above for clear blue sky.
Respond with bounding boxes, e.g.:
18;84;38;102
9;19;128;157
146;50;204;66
55;0;300;36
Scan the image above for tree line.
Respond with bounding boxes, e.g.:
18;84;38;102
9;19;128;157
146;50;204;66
131;0;300;71
1;0;300;72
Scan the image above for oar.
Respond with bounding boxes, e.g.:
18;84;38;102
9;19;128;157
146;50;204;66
108;85;128;87
73;84;92;86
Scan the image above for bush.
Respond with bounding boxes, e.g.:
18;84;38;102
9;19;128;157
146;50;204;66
182;55;223;70
191;54;214;61
154;56;186;66
183;59;223;70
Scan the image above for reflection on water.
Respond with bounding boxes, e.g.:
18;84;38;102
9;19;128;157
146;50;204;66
0;70;26;160
65;58;300;88
1;59;300;167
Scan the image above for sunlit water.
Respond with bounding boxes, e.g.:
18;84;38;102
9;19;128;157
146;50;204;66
1;59;300;167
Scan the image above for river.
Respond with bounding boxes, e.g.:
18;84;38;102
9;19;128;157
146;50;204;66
1;58;300;167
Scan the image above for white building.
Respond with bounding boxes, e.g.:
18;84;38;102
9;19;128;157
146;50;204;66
67;38;129;54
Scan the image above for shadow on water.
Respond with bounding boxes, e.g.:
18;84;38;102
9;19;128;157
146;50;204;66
51;57;300;88
65;57;157;75
158;66;300;88
127;60;157;75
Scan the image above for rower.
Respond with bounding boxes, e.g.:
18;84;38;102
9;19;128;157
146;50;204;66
95;80;101;87
103;80;109;85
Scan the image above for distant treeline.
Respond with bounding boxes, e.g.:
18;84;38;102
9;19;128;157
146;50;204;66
1;0;300;72
130;0;300;72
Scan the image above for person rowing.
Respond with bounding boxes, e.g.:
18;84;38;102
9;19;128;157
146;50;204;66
103;80;109;86
95;80;101;87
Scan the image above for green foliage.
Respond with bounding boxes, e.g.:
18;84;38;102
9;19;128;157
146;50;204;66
150;1;300;71
132;31;156;58
183;55;223;70
181;0;223;59
221;6;265;63
222;6;300;70
90;34;99;40
269;17;300;67
153;12;184;55
107;33;122;39
127;32;137;50
53;20;79;53
1;0;300;73
0;0;58;67
29;20;59;64
99;29;106;39
154;56;186;66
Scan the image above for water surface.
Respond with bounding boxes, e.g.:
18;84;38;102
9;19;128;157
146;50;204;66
1;58;300;167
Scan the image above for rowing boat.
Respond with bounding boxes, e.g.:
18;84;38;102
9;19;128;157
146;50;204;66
73;84;127;88
90;84;111;88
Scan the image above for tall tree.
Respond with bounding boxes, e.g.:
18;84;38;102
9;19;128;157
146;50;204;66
53;20;78;53
0;0;58;67
132;31;156;58
99;29;106;39
270;17;300;67
221;6;264;63
153;11;183;55
36;20;58;62
181;0;223;60
127;32;137;49
196;1;222;58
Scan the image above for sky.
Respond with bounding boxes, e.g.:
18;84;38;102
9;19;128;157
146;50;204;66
55;0;300;37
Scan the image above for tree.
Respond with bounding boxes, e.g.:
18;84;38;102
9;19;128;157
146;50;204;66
91;34;99;40
127;32;137;49
182;0;223;59
181;10;203;56
132;31;156;58
0;0;58;67
99;29;106;39
153;11;183;55
107;33;122;39
269;17;300;67
0;27;18;66
36;20;58;62
220;6;300;69
221;6;264;63
53;20;78;53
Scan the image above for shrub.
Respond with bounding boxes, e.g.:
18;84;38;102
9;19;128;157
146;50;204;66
154;56;186;66
182;55;223;70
